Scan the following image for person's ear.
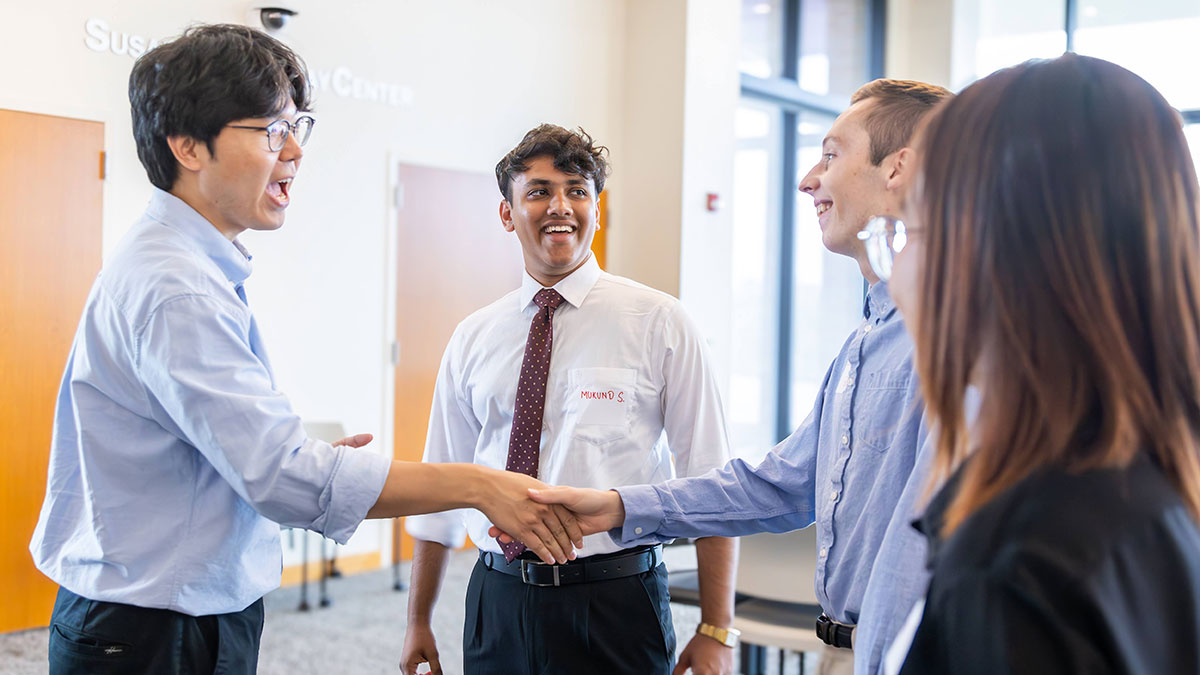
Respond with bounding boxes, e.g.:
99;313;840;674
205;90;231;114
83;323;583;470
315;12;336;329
166;135;207;173
885;147;914;193
499;198;516;233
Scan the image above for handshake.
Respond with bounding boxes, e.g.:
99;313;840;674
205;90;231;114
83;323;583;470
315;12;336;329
475;468;630;564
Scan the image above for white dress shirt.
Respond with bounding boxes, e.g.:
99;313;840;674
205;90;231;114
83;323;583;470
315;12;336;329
406;256;731;557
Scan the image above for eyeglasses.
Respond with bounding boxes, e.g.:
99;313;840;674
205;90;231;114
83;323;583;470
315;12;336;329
857;215;909;281
226;115;315;152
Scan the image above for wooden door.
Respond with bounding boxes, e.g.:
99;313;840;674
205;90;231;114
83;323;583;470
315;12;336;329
0;109;104;633
392;165;525;559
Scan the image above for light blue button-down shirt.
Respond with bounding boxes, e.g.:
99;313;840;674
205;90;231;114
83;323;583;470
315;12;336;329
613;281;935;675
29;189;391;616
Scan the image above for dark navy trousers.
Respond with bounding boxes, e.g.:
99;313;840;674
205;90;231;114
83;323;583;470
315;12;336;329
463;556;677;674
48;586;264;674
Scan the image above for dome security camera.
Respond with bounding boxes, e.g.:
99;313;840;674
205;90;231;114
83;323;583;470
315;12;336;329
250;5;298;33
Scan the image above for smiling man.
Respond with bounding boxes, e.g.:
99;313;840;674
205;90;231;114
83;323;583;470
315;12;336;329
402;124;737;675
30;25;580;674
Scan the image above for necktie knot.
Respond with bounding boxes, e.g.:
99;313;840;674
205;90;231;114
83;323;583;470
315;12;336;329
534;288;565;311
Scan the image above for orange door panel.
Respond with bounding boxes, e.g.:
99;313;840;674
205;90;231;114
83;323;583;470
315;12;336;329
392;165;523;560
0;109;104;633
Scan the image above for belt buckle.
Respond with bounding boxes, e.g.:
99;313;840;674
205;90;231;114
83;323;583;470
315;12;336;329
519;560;561;587
815;615;830;643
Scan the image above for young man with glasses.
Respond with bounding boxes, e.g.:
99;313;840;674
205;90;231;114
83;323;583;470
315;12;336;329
31;24;578;674
503;81;953;675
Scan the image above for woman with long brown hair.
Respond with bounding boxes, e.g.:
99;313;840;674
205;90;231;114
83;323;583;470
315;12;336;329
881;53;1200;673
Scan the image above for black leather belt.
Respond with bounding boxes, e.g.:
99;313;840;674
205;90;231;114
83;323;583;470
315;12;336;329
479;545;662;587
816;613;855;649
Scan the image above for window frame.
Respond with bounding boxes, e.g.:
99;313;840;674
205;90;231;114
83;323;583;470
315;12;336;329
1064;0;1199;122
739;0;887;442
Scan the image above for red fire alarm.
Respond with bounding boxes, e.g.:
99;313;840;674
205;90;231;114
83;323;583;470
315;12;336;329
706;192;722;212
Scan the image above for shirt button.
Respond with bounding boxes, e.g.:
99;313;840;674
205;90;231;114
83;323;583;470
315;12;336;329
830;491;839;501
634;527;643;535
820;546;828;557
841;435;849;445
863;324;873;333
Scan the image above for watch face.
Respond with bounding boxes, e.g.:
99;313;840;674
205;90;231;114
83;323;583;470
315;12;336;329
698;623;739;647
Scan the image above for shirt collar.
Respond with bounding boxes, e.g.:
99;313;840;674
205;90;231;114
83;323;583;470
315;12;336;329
863;280;897;321
518;255;602;310
145;188;254;285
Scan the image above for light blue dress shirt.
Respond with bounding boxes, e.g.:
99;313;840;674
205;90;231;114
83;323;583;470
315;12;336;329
612;282;935;675
29;189;391;617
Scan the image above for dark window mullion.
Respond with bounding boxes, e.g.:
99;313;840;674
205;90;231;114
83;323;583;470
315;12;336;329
867;0;887;80
1065;0;1078;52
740;76;845;117
776;109;799;442
783;0;801;81
774;0;802;440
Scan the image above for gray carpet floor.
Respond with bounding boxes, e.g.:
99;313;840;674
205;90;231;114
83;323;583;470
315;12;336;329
0;549;815;674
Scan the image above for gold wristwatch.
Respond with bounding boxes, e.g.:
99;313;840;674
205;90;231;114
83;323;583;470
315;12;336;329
696;622;741;648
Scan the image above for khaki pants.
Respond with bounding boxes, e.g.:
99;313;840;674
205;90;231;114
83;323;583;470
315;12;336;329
816;643;854;675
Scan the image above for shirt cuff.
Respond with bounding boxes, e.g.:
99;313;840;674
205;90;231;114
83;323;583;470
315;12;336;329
609;485;668;547
405;511;469;550
318;446;392;544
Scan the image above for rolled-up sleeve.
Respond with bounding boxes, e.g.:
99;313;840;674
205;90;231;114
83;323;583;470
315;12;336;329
135;294;390;543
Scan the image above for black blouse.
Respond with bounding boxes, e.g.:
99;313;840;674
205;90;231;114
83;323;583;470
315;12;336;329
898;454;1200;675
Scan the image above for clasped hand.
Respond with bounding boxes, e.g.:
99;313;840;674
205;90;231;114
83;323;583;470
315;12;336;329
478;470;594;565
486;484;627;553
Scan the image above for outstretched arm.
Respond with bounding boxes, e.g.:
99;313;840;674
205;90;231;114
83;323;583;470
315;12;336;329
489;441;821;546
369;462;582;564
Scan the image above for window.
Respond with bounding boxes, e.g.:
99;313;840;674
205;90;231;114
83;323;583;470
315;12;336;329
789;111;863;428
731;0;884;460
960;1;1200;160
1074;0;1200;110
729;102;784;458
970;0;1066;78
1187;124;1200;177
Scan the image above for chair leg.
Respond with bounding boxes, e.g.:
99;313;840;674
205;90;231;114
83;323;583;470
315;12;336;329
739;643;766;675
327;541;342;577
778;648;786;675
799;651;806;675
318;538;331;607
297;531;310;612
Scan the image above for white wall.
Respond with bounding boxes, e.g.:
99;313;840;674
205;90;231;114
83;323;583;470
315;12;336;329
678;0;741;394
604;0;688;296
884;0;955;86
606;0;741;394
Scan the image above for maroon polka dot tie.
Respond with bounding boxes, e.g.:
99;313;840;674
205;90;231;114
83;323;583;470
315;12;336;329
499;288;566;562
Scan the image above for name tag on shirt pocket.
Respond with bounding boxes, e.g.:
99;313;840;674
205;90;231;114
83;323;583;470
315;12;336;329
568;367;636;445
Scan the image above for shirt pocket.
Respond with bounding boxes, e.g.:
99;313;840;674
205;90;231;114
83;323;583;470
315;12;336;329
565;367;637;446
854;370;913;453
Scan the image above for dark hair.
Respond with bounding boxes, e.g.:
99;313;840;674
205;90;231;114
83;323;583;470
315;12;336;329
911;54;1200;534
128;24;311;190
850;79;953;165
495;124;610;201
